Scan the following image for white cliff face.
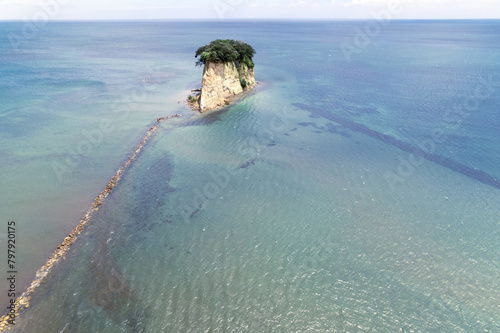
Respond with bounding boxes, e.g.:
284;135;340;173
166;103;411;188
199;61;256;112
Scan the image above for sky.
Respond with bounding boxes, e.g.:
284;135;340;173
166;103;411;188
0;0;499;21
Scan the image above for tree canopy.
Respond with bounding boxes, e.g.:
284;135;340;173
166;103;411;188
195;39;256;68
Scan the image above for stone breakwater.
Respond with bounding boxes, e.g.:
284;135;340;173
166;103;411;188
0;114;181;332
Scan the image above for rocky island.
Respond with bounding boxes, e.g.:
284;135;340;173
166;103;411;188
188;39;256;112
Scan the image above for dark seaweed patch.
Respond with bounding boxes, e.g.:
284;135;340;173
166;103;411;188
238;158;256;169
298;121;351;137
187;107;227;126
292;102;500;190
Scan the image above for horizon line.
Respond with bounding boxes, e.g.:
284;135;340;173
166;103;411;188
1;18;500;22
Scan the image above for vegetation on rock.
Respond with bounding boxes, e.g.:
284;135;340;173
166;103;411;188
239;78;248;89
195;39;256;68
192;39;256;111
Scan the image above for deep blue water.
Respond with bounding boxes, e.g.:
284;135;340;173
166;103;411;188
1;20;499;332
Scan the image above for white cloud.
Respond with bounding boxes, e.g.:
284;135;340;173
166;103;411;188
0;0;499;20
0;0;40;5
0;0;34;4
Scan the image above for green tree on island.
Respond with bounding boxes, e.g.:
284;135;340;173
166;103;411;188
195;39;256;68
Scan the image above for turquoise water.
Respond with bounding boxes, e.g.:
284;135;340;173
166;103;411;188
1;21;499;332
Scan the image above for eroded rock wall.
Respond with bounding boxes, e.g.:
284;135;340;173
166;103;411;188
199;61;255;112
239;63;256;87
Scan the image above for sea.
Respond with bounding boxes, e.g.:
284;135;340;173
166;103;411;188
0;20;499;332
